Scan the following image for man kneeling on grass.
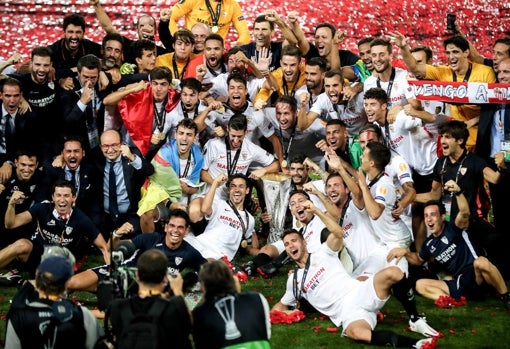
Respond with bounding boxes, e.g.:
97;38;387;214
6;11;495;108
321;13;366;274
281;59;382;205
272;200;437;348
387;179;510;311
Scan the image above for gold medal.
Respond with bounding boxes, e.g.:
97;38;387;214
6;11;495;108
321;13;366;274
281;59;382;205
281;160;288;168
241;239;248;248
158;132;166;141
211;25;218;33
295;220;302;228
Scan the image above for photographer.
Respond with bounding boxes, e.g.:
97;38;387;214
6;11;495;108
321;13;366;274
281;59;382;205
108;249;193;349
66;209;206;299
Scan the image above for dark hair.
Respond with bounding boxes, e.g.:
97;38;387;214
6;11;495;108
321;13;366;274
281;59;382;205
228;113;248;131
227;46;247;58
52;179;76;197
424;200;446;215
174;29;195;45
326;171;343;185
443;35;469;52
102;32;124;50
359;123;383;139
281;228;303;241
176;118;198;136
288;153;306;165
289;189;310;202
63;13;86;31
439;120;469;148
15;149;39;161
180;77;202;93
167;208;191;227
410;45;433;63
281;45;302;60
370;38;392;53
35;271;66;296
314;22;336;37
131;39;156;59
357;37;374;47
205;33;224;46
494;37;510;55
306;56;327;72
364;87;388;104
31;46;53;60
1;77;22;93
137;249;168;285
77;54;101;73
226;173;249;188
275;95;297;113
150;66;173;82
62;134;85;150
324;68;344;81
227;72;247;88
366;142;391;170
326;118;347;128
199;260;237;301
253;14;274;31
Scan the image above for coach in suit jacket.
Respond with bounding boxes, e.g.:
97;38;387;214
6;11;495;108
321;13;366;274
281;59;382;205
90;129;154;238
41;135;102;227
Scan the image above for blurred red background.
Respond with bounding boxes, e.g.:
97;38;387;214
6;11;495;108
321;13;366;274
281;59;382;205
1;0;509;64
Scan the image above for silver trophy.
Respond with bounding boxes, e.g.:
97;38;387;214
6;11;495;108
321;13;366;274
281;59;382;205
261;173;292;243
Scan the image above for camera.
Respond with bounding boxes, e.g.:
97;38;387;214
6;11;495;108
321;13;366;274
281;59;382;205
97;241;138;311
446;14;456;31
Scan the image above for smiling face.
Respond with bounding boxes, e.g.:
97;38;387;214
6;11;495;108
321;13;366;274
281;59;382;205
289;162;309;186
324;74;344;104
314;27;334;57
64;24;84;52
102;39;123;69
289;192;313;224
283;232;307;262
191;24;209;53
228;177;250;206
280;55;300;83
205;39;224;69
439;132;462;157
227;128;245;150
181;86;199;111
498;59;510;83
228;79;247;109
15;155;38;181
62;140;84;171
165;216;190;249
136;15;156;40
253;21;273;48
325;124;347;151
326;175;347;205
364;98;387;124
0;84;22;114
305;64;324;90
30;55;52;84
370;44;392;74
358;42;373;71
100;130;122;161
423;204;445;237
52;186;76;216
175;125;196;156
275;101;296;130
445;43;469;73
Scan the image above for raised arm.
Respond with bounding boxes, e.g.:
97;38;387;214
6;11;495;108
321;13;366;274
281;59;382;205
201;173;227;216
90;0;118;34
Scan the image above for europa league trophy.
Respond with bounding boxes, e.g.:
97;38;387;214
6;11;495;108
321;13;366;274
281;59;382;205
261;173;292;244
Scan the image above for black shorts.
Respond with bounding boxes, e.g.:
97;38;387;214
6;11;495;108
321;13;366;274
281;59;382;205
446;266;485;300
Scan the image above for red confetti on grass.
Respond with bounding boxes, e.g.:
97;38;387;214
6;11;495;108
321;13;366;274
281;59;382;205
435;295;467;308
326;327;338;333
270;309;306;324
313;325;322;333
471;329;477;334
449;329;456;334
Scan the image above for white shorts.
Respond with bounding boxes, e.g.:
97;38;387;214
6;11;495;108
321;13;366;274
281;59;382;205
340;275;389;334
184;233;224;260
351;245;409;279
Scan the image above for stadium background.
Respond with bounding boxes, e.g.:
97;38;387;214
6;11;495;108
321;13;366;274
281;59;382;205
0;0;509;64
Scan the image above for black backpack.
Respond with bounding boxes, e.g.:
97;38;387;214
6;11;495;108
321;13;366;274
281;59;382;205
114;298;168;349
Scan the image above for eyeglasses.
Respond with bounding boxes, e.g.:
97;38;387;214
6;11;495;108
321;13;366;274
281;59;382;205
100;143;121;150
81;75;99;82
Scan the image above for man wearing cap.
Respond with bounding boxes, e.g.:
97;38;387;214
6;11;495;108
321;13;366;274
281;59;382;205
5;255;102;348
